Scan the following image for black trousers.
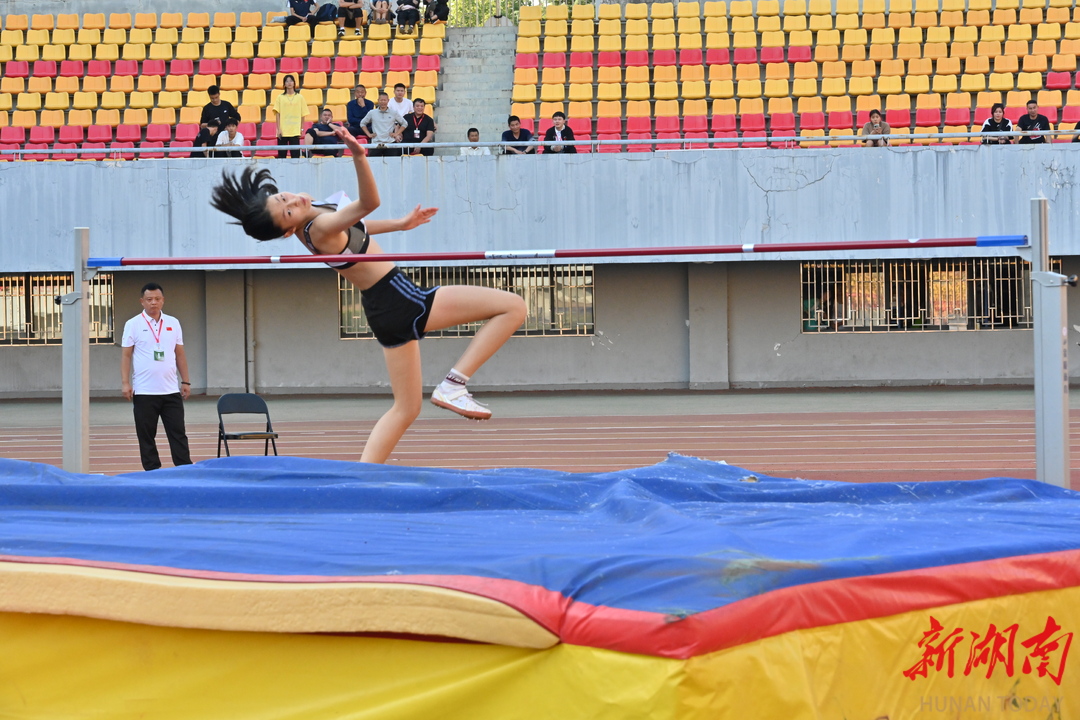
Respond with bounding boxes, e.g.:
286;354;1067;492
367;144;402;157
133;393;192;471
277;136;301;159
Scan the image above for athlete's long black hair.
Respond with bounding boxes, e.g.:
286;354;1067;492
210;166;282;241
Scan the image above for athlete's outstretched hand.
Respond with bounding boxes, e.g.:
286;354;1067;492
334;125;368;157
399;204;438;231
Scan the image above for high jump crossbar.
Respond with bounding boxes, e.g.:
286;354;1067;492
87;236;1026;268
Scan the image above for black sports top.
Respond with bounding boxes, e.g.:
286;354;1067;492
300;192;371;269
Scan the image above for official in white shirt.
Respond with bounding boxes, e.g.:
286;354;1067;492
120;283;193;471
460;127;491;156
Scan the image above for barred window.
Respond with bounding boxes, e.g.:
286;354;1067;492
0;273;115;346
801;258;1060;333
340;265;594;339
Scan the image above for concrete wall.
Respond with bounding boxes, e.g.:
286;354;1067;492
2;147;1078;273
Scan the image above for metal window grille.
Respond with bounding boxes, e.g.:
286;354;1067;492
340;264;594;339
0;273;114;346
801;258;1059;333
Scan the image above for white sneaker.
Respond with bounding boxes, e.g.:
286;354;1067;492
431;384;492;420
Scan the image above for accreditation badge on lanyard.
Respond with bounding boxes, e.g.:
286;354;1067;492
144;312;165;361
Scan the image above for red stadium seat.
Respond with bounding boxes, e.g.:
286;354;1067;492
29;126;55;143
787;46;812;63
224;58;250;75
596;117;621;134
255;139;278;157
5;61;30;78
885;109;910;127
944;107;971;125
656;131;681;149
260;122;278;139
740;114;766;132
771;113;796;132
307;57;331;73
685;131;710;148
705;49;730;65
389;55;413;72
760;47;785;64
86;125;113;142
23;143;50;161
1004;106;1024;123
174;124;200;142
711;114;737;132
80;142;107;160
1061;106;1080;123
1041;106;1058;124
360;55;385;72
238;122;257;139
169;141;193;156
52;142;79;160
568;118;591;136
170;59;195;76
32;61;58;78
537;118;554;139
252;58;278;74
517;117;534;133
333;56;359;73
0;143;19;160
542;53;566;68
198;59;223;76
142;59;167;76
597;51;621;67
60;60;85;77
87;60;112;77
0;127;27;143
139;141;165;159
972;106;991;124
115;124;142;142
799;112;825;130
279;57;304;75
741;133;767;148
109;141;136;160
573;132;593;152
827;111;854;130
624;50;649;66
654;116;680;133
114;60;139;76
653;49;677;66
712;130;739;148
683;115;709;132
569;52;592;68
915;108;941;126
679;49;703;66
415;55;439;72
145;124;172;142
1045;72;1073;90
626;116;651;133
597;133;623;152
733;48;757;64
59;125;85;143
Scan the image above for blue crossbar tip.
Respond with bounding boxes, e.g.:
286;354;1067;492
87;257;124;267
975;235;1028;247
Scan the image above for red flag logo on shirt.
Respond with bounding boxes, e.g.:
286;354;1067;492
166;327;173;331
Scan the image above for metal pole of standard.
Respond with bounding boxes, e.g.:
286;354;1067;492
1029;199;1073;488
61;227;92;473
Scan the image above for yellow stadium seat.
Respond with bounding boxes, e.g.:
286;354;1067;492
144;43;172;61
1030;38;1055;56
286;23;311;42
153;27;178;45
567;35;593;52
108;13;132;29
654;18;677;34
127;91;154;110
147;108;175;127
212;12;237;27
1016;71;1042;90
513;67;537;85
208;26;233;44
256;40;282;59
121;108;147;126
835;13;858;30
391;38;415;55
809;13;833;30
570;18;595;36
15;45;40;61
705;15;728;32
545;19;569;35
543;35;567;52
136;73;162;92
799;129;826;147
764;78;790;97
43;91;69;110
511;84;536;103
121;43;146;61
1052;53;1077;71
97;91;124;110
541;84;565;102
519;19;541;37
185;12;210;28
877;75;903;94
760;30;784;46
704;1;728;16
27;76;51;94
653;2;676;19
959;73;986;92
545;3;569;20
904;75;931;94
73;28;100;46
519;5;542;21
791;78;817;96
102;28;128;45
705;32;729;48
25;28;50;46
202;42;227;60
8;110;36;128
988;72;1015;91
679;2;702;17
109;75;134;93
192;74;216;92
730;0;753;15
783;14;808;30
793;61;817;79
709;79;735;97
418;37;443;55
157;91;183;110
41;44;66;61
847;76;873;94
625;3;649;20
1023;54;1048;72
282;40;307;58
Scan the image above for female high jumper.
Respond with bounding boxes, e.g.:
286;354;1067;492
210;126;526;464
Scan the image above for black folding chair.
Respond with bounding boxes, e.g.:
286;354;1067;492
216;393;279;457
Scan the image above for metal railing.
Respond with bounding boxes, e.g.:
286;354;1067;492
0;273;114;346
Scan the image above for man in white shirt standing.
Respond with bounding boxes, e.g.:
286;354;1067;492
120;283;193;471
387;83;413;119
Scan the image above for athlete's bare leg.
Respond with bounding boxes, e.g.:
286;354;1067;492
360;341;423;464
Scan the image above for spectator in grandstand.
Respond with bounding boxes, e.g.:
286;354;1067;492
120;282;192;472
337;0;367;35
271;74;308;159
980;103;1014;145
542;111;577;154
215;118;246;158
282;0;317;26
360;91;407;156
388;83;413;119
860;110;890;147
396;0;421;33
305;107;345;157
401;98;436;156
346;85;375;136
200;86;241;130
209;132;526;462
460;128;490;156
425;0;450;24
190;118;222;158
501;115;535;154
370;0;393;24
1017;100;1051;144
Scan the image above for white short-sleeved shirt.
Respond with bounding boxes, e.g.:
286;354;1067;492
122;312;184;395
387;97;412;119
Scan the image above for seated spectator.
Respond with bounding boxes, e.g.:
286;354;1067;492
980;103;1013;145
396;0;421;33
860;109;890;147
346;85;374;136
337;0;366;35
387;83;412;119
190;118;222;157
360;91;407;156
542;111;577;154
200;85;240;130
283;0;317;26
424;0;449;24
501;115;535;154
214;118;246;158
304;107;345;157
460;128;490;156
370;0;393;24
1017;100;1051;144
402;98;436;156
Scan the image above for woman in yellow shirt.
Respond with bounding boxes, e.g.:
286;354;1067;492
271;74;309;158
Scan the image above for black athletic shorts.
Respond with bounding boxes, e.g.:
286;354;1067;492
361;267;439;348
